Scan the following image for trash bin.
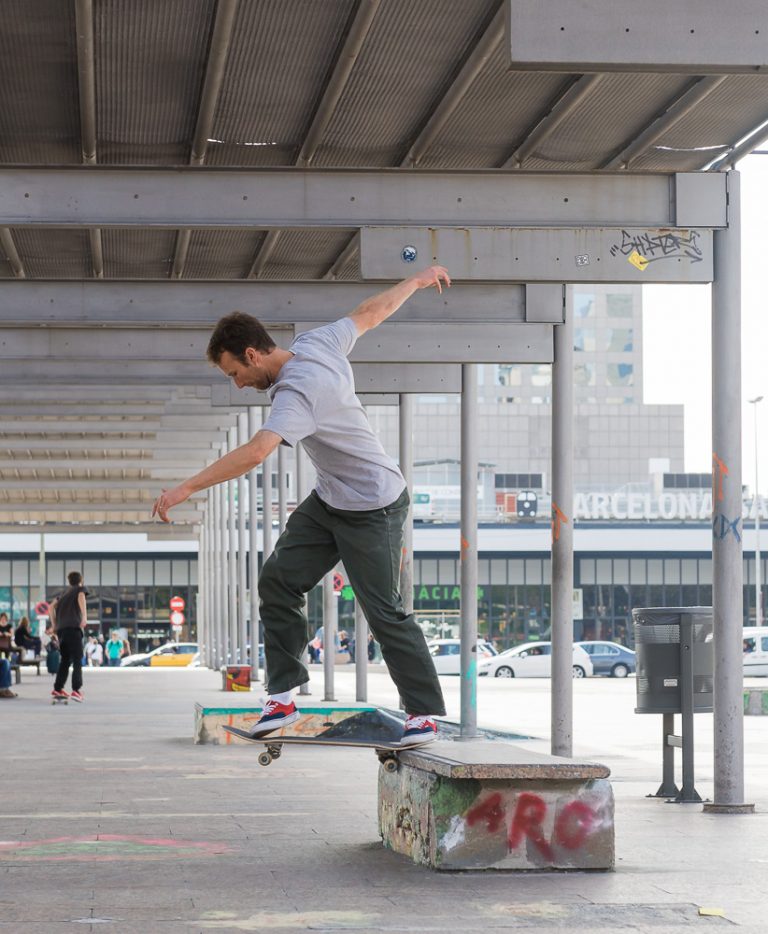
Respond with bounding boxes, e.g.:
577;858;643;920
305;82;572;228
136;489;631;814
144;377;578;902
223;665;251;692
633;607;713;714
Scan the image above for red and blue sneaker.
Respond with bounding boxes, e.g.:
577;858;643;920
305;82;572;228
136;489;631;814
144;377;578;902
401;715;438;746
51;689;68;700
247;698;300;737
70;690;84;703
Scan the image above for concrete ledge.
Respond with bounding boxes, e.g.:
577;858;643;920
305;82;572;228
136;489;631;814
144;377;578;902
744;687;768;715
194;703;377;744
379;740;614;871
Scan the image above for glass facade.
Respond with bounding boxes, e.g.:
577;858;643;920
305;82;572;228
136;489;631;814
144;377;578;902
1;554;197;654
2;548;764;657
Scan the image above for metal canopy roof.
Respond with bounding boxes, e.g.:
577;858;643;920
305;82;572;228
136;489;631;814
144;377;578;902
1;0;766;530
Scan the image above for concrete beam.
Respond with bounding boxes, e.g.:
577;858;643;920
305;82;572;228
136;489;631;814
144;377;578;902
0;167;697;228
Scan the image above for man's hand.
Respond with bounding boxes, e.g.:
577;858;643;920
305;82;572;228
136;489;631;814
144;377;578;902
152;484;191;523
411;265;451;294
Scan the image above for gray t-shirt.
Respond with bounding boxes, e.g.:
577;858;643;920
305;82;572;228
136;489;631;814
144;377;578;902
262;318;405;510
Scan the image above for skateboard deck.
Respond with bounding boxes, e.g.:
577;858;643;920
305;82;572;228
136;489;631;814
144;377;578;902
222;725;403;770
51;696;68;705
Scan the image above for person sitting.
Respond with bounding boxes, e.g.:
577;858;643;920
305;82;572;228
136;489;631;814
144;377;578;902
0;657;17;698
14;616;41;657
0;612;12;636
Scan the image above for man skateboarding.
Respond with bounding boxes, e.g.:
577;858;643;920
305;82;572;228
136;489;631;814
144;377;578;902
153;266;450;745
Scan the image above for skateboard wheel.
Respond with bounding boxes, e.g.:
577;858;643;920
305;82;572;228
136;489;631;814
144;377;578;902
257;751;272;767
382;758;398;773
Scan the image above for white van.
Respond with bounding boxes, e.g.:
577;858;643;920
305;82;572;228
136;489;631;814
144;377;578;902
742;626;768;677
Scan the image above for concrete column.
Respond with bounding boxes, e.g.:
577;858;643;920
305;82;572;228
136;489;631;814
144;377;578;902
237;413;248;666
296;442;311;696
227;426;238;666
705;170;753;813
248;407;261;682
551;286;574;757
323;571;337;701
460;364;478;738
38;533;46;641
399;394;414;615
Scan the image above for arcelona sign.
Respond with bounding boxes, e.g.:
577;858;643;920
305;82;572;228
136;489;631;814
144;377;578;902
574;492;768;522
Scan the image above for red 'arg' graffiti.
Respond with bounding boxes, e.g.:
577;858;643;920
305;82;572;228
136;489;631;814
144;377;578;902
466;791;596;861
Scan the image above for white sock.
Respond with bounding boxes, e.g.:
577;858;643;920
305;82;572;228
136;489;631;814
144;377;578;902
269;690;293;705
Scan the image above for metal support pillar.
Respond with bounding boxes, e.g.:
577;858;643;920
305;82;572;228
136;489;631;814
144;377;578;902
197;522;206;666
705;170;753;813
399;394;414;613
277;444;288;533
237;413;248;666
212;483;222;669
323;571;337;701
551;286;574;757
248;408;261;682
205;496;215;668
261;445;274;687
296;442;311;696
227;427;238;667
218;476;229;673
38;533;46;641
460;364;478;738
355;602;367;701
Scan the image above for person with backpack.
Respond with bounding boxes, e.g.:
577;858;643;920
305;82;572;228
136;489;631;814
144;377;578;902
49;571;88;703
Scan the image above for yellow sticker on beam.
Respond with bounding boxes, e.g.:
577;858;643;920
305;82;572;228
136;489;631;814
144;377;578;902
628;249;649;271
698;907;725;917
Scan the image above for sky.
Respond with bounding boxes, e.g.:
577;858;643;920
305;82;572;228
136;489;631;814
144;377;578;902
642;153;768;493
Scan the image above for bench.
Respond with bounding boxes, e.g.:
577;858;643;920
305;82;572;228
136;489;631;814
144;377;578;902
0;634;42;678
378;740;614;871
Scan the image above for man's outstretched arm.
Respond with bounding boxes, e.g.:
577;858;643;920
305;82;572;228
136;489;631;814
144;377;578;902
152;429;283;523
349;265;450;335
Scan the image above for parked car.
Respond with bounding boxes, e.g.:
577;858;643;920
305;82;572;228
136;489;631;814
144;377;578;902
427;638;498;675
575;641;636;677
742;627;768;676
121;642;199;667
478;641;593;678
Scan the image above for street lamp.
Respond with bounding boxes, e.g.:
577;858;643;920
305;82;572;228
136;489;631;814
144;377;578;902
749;395;764;625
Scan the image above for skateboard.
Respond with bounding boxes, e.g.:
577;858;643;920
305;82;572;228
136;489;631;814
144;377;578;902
222;726;403;771
51;695;68;705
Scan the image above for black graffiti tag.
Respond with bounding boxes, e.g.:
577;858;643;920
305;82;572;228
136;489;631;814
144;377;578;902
610;229;704;264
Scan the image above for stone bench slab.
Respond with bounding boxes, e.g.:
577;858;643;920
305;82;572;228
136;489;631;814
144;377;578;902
398;739;610;780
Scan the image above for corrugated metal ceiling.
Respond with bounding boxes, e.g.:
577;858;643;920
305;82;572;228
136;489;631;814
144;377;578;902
1;0;767;525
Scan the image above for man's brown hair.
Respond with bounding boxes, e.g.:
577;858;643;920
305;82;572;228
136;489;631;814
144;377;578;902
67;571;82;586
206;311;276;364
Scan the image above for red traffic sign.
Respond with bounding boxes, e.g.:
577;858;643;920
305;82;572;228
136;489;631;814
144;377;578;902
170;595;185;612
170;610;185;626
333;572;344;592
35;600;50;617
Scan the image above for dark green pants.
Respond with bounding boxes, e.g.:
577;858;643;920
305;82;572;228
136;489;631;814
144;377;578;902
258;488;446;716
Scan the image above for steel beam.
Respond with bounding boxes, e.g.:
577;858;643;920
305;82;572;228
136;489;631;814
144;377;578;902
0;280;527;324
506;0;768;73
0;439;218;451
0;228;25;278
0;459;211;470
360;226;715;283
0;167;700;228
459;364;478;738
